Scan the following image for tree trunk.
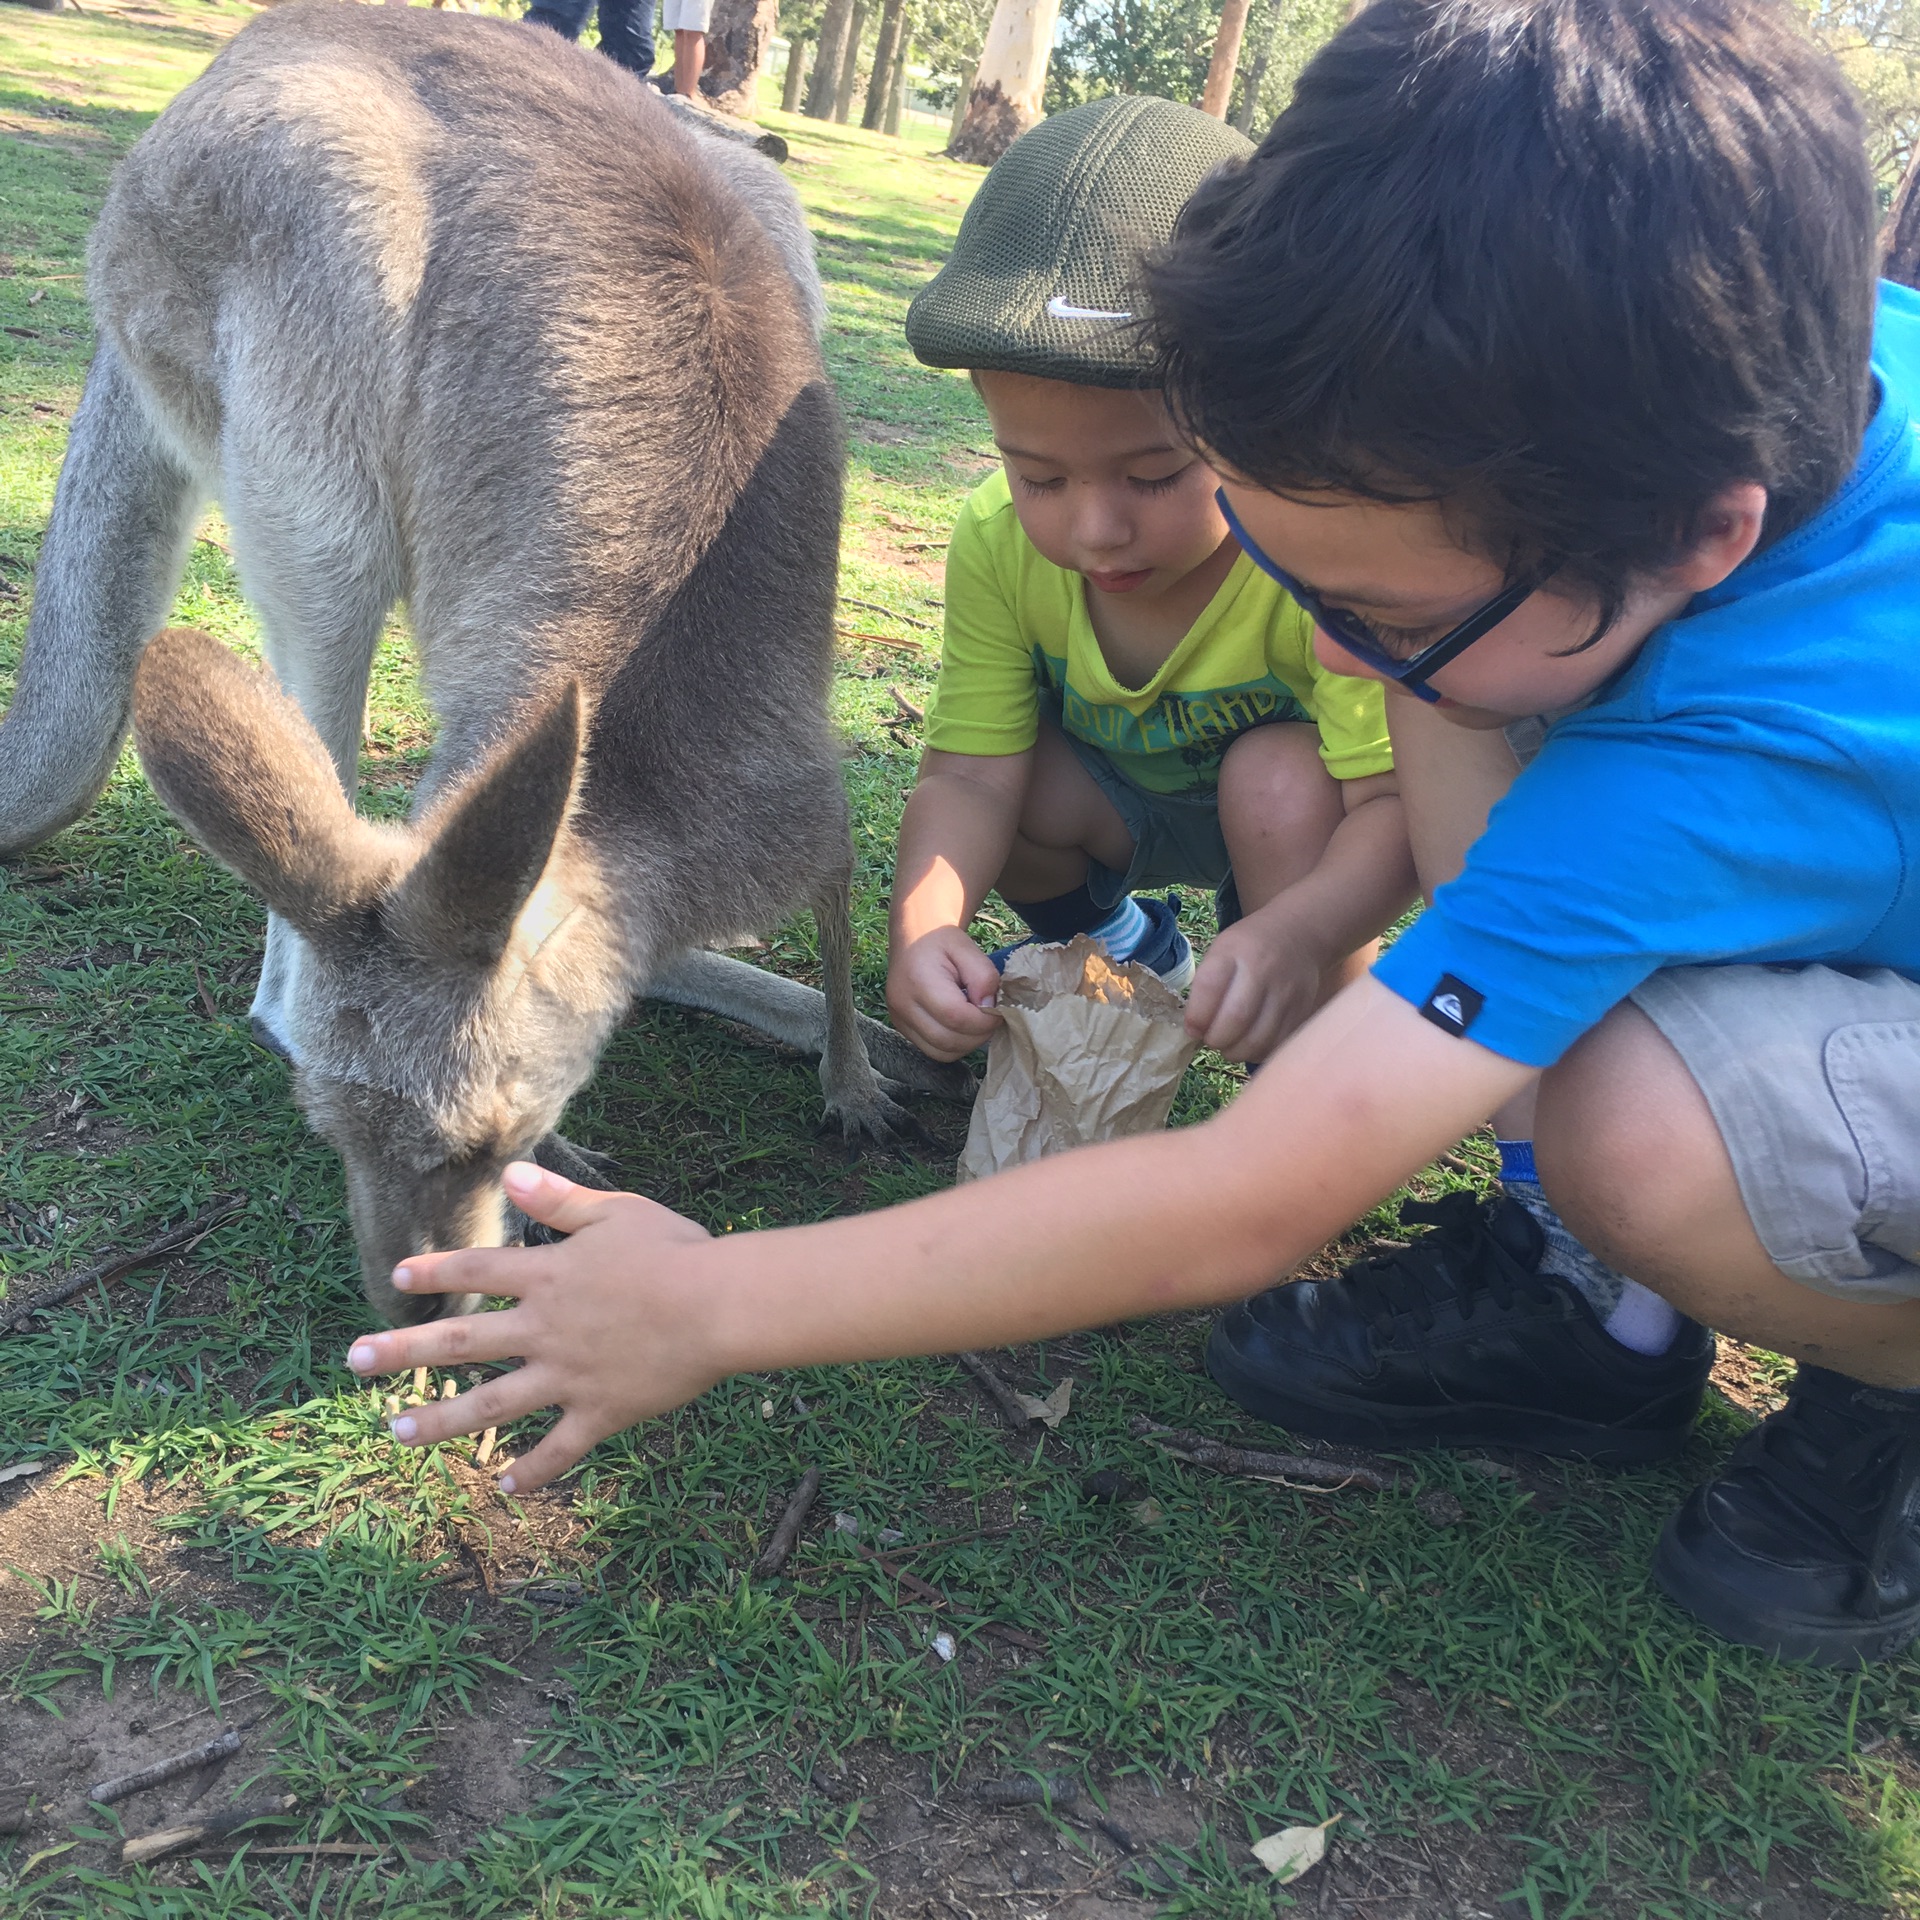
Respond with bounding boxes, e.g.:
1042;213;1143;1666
832;0;869;121
805;0;852;117
780;33;809;111
1232;4;1278;134
948;56;979;144
863;0;906;129
1200;0;1253;117
1888;146;1920;290
947;0;1060;165
883;23;909;135
699;0;782;115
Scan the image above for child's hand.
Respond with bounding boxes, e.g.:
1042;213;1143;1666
1185;918;1325;1064
886;925;1003;1061
345;1165;721;1494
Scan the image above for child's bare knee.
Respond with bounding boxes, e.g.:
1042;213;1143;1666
1218;723;1342;838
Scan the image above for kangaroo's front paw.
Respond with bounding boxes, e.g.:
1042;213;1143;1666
854;1014;981;1104
820;1083;931;1149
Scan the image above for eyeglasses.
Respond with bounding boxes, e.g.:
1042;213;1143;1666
1215;489;1550;704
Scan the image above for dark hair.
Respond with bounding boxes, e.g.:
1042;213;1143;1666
1147;0;1880;618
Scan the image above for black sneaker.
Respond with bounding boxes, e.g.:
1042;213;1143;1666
1206;1191;1714;1466
1653;1366;1920;1665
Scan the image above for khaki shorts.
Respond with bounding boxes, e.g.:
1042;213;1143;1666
662;0;712;30
1632;965;1920;1304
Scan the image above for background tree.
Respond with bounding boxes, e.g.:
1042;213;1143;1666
833;0;871;118
804;0;852;115
907;0;994;117
949;0;1061;160
1797;0;1920;196
863;0;908;126
701;0;783;113
1199;0;1250;113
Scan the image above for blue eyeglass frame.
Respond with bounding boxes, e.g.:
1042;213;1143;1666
1215;488;1549;703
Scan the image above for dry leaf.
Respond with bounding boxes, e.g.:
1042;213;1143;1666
1252;1815;1341;1884
1128;1496;1167;1528
0;1460;46;1485
1012;1378;1073;1428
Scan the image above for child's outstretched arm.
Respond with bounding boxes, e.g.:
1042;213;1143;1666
347;976;1531;1493
886;746;1031;1059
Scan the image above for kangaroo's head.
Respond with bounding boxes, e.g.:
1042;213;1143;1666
132;629;623;1323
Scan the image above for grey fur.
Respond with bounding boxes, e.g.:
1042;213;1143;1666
1;4;966;1322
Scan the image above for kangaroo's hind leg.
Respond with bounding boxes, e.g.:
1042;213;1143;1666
813;863;925;1145
219;456;402;1062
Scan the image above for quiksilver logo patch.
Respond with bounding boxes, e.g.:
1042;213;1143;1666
1420;973;1484;1038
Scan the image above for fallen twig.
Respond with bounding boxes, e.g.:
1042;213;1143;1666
92;1727;247;1805
888;684;925;725
752;1465;821;1579
121;1795;296;1867
841;595;937;631
1128;1416;1408;1493
978;1620;1047;1653
956;1352;1036;1432
972;1771;1082;1809
851;1540;948;1606
836;627;928;652
211;1842;391;1858
1;1197;245;1336
192;966;219;1022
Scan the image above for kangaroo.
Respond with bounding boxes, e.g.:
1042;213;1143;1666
0;3;966;1320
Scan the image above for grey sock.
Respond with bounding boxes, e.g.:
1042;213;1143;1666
1503;1178;1680;1357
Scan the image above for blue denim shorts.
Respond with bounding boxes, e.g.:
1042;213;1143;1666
1054;729;1234;910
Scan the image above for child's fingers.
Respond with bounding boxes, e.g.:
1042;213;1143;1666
347;1289;534;1378
1184;950;1234;1039
492;1410;608;1495
383;1364;535;1448
500;1162;630;1235
950;941;1003;1010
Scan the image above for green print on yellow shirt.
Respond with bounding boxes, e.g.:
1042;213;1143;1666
925;472;1394;797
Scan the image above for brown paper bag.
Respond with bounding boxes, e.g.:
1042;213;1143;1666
956;935;1200;1183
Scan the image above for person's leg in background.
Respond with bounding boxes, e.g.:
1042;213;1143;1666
658;0;709;91
673;27;706;95
524;0;598;46
590;0;658;80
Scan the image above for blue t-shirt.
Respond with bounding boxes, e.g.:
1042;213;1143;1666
1375;280;1920;1069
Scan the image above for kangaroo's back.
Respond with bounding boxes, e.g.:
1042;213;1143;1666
91;2;842;830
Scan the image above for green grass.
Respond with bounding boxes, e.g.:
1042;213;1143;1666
3;9;1920;1916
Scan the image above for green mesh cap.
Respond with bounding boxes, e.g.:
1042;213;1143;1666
906;96;1253;388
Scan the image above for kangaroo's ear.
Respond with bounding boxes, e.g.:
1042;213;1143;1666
385;684;582;972
133;629;398;937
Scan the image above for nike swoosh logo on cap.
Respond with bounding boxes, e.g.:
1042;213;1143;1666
1046;295;1133;321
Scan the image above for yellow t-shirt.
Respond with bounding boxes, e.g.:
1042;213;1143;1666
924;472;1394;796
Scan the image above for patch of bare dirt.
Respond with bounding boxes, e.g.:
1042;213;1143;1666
0;1468;198;1648
1712;1340;1793;1418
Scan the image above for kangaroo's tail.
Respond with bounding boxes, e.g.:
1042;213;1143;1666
0;342;203;856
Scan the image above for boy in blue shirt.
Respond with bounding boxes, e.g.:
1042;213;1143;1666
352;0;1920;1665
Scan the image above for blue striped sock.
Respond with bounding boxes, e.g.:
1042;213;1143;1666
1088;894;1149;962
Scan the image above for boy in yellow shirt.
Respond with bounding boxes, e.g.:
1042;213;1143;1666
887;97;1415;1066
